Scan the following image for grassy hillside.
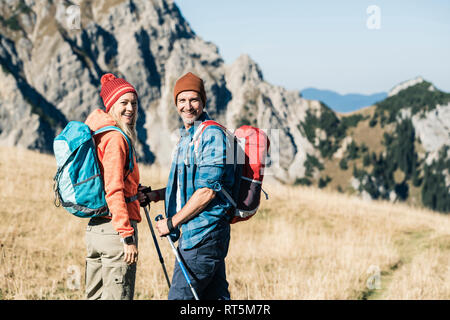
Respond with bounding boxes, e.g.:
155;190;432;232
0;146;449;299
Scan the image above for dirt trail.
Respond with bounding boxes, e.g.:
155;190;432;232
360;228;435;300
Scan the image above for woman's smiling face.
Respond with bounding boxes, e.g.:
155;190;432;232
110;92;138;125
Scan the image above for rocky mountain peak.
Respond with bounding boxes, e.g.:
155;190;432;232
227;54;264;86
388;76;425;97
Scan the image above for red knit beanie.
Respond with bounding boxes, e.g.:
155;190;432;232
173;72;207;105
100;73;137;113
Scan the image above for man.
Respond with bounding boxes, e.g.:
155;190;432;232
143;72;235;300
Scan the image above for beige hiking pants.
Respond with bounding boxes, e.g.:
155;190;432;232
85;218;138;300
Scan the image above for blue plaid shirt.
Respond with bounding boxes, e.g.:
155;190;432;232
165;112;235;249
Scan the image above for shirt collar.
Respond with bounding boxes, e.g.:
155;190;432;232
179;112;210;138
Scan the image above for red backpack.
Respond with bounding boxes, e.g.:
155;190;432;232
192;120;270;223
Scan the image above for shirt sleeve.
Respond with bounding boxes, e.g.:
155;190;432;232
98;132;134;238
194;126;227;192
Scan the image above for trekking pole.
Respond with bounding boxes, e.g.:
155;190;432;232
155;214;200;300
143;205;171;289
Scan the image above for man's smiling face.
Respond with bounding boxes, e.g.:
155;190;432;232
176;90;204;129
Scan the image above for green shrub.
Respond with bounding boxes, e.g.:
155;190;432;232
369;117;377;127
363;153;371;167
304;154;324;178
318;176;332;188
4;15;21;31
339;158;348;170
341;114;367;128
346;141;360;160
298;103;347;159
421;146;450;213
294;177;312;186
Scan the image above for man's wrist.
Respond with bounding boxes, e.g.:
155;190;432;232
151;190;161;202
167;217;175;232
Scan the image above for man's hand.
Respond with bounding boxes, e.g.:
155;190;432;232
154;188;216;238
138;185;165;206
155;218;170;237
123;243;138;265
138;185;151;207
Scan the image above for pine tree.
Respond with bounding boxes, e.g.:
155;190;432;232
421;146;450;213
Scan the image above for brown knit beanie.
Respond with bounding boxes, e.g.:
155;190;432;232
173;72;207;105
100;73;137;113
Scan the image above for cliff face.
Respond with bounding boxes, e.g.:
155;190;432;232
0;0;226;160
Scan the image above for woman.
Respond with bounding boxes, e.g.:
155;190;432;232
84;73;141;300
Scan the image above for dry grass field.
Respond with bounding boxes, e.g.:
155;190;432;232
0;146;449;300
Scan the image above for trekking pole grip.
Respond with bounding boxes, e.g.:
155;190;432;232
155;214;175;233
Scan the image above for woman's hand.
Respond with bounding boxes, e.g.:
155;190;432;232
123;243;138;265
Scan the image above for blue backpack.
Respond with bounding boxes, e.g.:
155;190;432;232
53;121;134;218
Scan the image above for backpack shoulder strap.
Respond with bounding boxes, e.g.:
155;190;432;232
192;120;225;141
191;120;231;162
191;121;240;208
93;126;134;174
192;120;234;149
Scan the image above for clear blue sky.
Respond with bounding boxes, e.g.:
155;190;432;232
174;0;450;94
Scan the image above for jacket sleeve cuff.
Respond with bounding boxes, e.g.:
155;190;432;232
194;165;224;192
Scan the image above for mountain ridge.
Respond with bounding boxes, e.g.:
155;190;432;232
301;87;387;113
0;0;448;212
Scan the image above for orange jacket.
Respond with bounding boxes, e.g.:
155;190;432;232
85;109;141;238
